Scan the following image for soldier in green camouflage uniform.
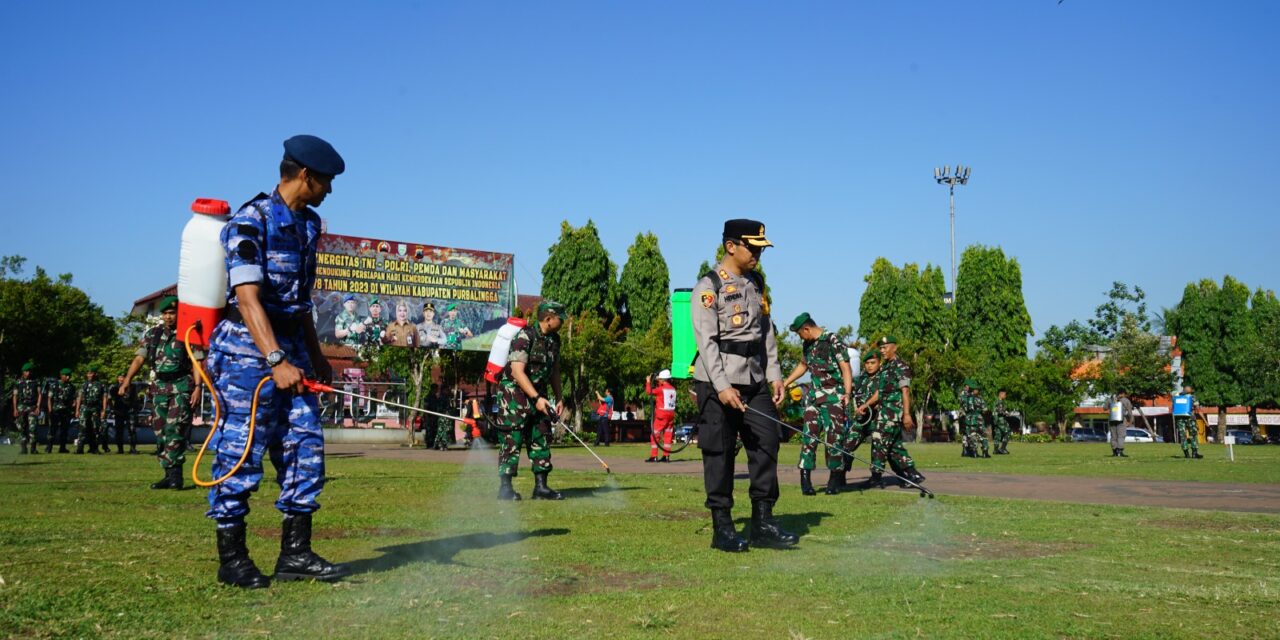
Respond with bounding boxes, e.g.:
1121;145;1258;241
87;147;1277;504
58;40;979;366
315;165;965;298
11;362;42;454
494;301;566;501
1175;385;1203;459
991;389;1012;455
426;384;453;450
360;298;387;348
842;350;881;472
332;295;367;348
959;380;990;458
45;369;77;453
782;313;853;496
75;366;110;454
121;296;203;490
854;335;925;488
440;303;472;350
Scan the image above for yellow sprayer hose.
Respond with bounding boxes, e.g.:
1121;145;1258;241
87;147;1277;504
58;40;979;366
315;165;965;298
185;324;270;488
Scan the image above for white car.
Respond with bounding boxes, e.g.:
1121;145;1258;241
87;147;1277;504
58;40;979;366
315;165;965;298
1124;428;1160;443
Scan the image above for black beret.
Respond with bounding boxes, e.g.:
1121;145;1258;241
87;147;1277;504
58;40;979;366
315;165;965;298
283;134;345;176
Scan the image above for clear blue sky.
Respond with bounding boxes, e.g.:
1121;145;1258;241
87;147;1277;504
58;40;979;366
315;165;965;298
2;1;1276;342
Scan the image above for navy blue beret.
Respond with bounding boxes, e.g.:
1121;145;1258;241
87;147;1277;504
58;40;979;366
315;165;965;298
283;134;345;176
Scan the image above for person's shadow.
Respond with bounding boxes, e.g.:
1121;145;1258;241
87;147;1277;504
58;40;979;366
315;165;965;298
763;511;833;537
555;485;642;499
345;527;569;575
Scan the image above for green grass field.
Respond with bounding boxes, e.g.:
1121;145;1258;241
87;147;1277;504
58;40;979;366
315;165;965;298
2;446;1278;639
557;440;1280;485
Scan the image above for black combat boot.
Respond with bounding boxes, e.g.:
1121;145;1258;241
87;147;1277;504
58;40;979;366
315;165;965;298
750;502;799;549
1193;450;1203;459
1118;449;1128;458
531;472;563;500
906;469;926;484
170;465;185;490
1183;449;1190;458
19;443;28;455
982;449;991;459
151;467;176;490
843;456;854;474
128;443;138;454
709;509;748;553
274;514;350;582
45;443;53;453
216;524;270;589
824;470;844;495
1111;448;1118;457
75;440;85;454
660;456;670;463
645;456;657;463
868;469;886;489
799;469;816;496
497;474;521;501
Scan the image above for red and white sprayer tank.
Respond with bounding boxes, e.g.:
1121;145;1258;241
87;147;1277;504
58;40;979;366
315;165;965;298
177;198;231;348
484;317;528;383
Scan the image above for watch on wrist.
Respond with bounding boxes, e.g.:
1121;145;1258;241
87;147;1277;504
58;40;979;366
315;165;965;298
266;350;287;368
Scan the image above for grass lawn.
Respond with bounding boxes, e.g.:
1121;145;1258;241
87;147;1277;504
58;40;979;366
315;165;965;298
554;440;1280;485
1;446;1278;639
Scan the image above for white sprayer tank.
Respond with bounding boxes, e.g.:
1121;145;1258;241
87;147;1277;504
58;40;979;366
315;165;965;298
484;317;528;383
177;198;231;347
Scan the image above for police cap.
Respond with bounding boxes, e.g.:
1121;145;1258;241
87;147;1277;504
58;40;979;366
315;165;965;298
723;219;773;248
283;135;345;177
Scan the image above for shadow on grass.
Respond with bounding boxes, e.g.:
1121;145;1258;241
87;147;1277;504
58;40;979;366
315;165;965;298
763;511;834;537
346;527;570;574
556;485;643;499
326;452;367;459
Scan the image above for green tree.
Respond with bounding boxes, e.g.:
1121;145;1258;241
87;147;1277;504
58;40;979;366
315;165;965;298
559;311;625;430
1243;289;1280;430
1090;282;1151;341
953;245;1032;362
541;220;618;319
1167;277;1253;441
0;259;115;378
617;232;670;334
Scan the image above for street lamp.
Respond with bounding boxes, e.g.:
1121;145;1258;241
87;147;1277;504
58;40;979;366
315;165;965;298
934;165;971;303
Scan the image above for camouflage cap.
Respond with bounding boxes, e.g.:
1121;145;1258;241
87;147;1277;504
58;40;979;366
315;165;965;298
789;312;812;332
158;295;178;312
60;368;71;376
21;361;34;372
538;300;567;319
876;335;898;346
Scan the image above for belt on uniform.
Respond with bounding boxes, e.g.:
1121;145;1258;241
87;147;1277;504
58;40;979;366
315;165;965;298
716;340;762;358
225;306;307;335
156;370;189;383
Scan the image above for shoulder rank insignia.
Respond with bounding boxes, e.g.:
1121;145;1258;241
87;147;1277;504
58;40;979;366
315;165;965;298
700;291;716;308
726;284;736;293
718;269;730;280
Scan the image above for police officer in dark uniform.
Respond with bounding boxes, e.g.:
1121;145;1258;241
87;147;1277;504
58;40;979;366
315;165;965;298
691;219;798;552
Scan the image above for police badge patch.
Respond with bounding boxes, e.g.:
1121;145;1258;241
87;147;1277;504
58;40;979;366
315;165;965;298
700;291;715;308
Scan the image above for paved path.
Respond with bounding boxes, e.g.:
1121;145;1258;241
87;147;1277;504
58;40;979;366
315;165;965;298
327;444;1280;514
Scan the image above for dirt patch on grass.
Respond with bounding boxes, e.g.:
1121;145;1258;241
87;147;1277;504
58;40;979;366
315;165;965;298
870;538;1092;561
446;564;674;598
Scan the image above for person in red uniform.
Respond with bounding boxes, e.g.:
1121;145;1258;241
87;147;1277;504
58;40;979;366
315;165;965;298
645;370;678;462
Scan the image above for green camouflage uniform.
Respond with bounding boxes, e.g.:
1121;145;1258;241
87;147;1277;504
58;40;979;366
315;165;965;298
77;378;109;451
847;372;878;454
992;397;1012;451
46;379;77;451
428;393;453;449
333;310;365;348
14;377;42;450
1177;395;1199;454
360;317;386;348
961;390;989;456
797;332;849;471
495;324;559;476
871;357;918;475
139;325;199;470
441;316;468;350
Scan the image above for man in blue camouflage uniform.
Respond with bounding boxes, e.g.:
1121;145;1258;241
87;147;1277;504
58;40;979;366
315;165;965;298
45;369;76;453
494;301;566;501
781;312;853;496
203;135;349;589
121;296;202;486
11;362;42;455
854;336;926;488
74;366;110;454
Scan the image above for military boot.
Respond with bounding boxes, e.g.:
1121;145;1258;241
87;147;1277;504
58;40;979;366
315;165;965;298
799;469;816;496
274;514;350;582
1117;449;1128;458
497;474;522;501
709;509;748;553
906;469;927;484
170;465;185;490
868;469;886;489
216;524;270;589
1193;450;1203;459
151;467;176;490
1183;449;1190;458
843;456;854;474
824;470;844;495
19;443;28;455
749;502;799;549
982;449;991;459
531;472;563;500
45;443;53;453
75;441;85;454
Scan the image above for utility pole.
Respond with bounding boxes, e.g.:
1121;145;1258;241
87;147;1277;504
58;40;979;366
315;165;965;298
934;165;971;304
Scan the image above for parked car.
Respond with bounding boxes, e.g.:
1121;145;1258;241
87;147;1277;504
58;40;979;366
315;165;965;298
1124;428;1163;443
674;424;696;445
1226;429;1255;445
1071;427;1107;442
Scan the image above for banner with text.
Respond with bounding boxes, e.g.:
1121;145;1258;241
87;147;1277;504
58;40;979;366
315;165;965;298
310;234;515;353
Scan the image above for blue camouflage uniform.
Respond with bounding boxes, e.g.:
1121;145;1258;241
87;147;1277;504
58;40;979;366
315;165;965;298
205;190;325;529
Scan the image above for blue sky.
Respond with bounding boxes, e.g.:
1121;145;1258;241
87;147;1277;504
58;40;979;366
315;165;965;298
2;1;1276;342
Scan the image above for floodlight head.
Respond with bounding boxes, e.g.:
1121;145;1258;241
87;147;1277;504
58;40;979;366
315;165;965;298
934;167;941;179
944;165;950;176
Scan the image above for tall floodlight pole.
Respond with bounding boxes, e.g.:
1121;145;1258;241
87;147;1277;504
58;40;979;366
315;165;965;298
934;165;971;303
